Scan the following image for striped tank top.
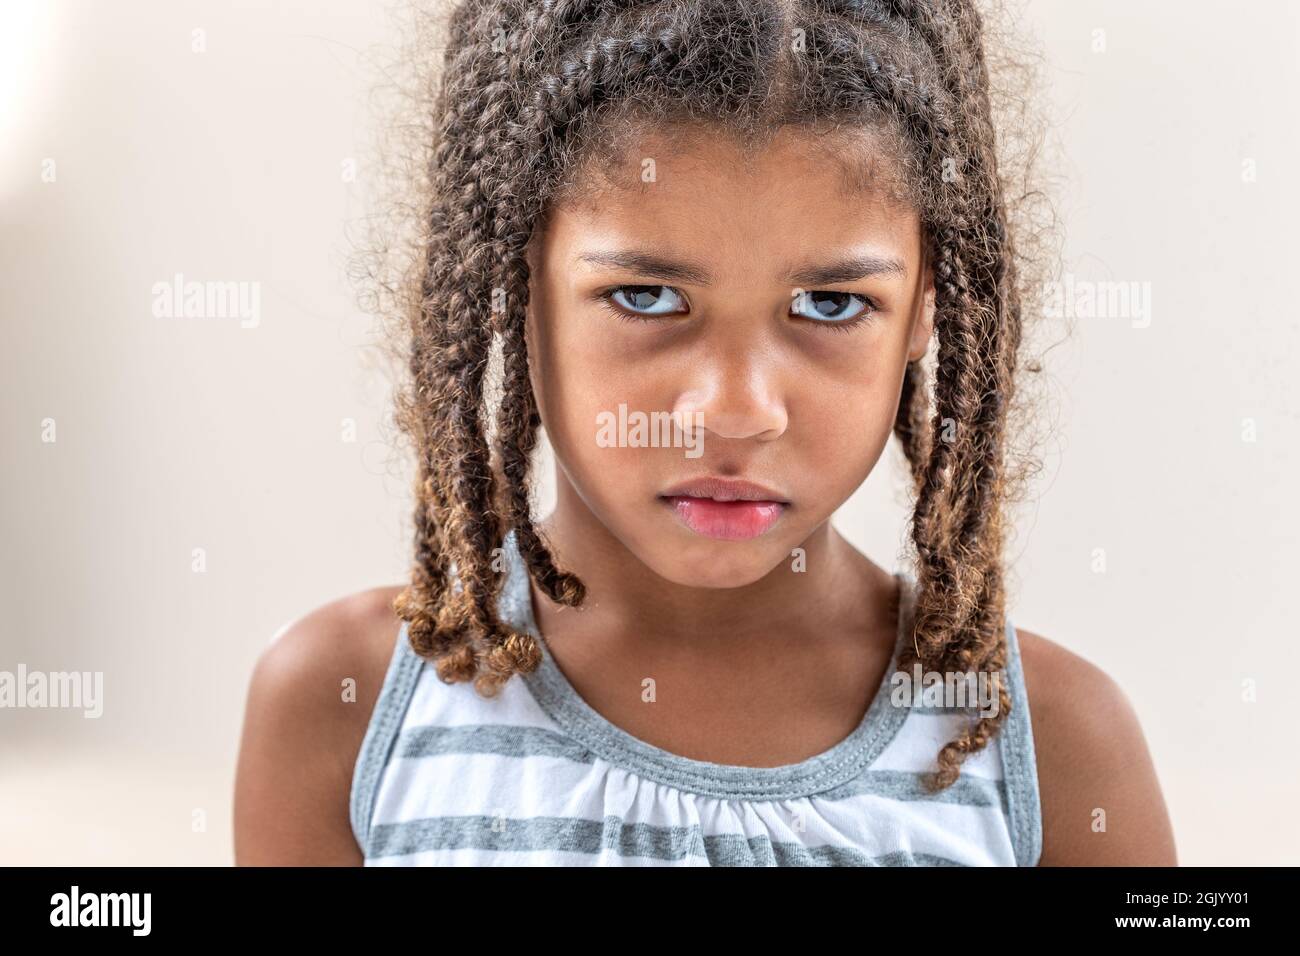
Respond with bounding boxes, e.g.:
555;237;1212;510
350;530;1043;866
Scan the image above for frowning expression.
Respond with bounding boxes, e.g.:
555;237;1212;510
525;123;934;587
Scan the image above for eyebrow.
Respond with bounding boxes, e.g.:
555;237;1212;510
786;253;909;286
574;249;908;286
575;250;711;285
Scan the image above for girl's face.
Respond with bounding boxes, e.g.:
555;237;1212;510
525;125;933;588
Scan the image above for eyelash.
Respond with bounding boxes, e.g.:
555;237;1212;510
596;285;880;333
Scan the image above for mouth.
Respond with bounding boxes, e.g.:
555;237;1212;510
658;477;790;541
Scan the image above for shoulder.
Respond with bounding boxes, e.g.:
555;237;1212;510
233;585;407;865
1014;627;1178;866
251;586;407;711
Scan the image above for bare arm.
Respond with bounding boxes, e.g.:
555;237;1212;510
1018;629;1178;866
233;589;402;866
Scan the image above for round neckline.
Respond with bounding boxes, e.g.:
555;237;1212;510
502;531;915;801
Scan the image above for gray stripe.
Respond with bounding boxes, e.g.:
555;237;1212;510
399;723;597;763
821;767;1007;811
395;723;1007;809
368;814;970;866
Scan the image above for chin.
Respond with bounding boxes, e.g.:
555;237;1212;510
640;537;790;590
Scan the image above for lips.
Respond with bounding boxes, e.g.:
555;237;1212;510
659;477;789;540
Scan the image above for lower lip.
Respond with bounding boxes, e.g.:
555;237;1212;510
662;496;787;540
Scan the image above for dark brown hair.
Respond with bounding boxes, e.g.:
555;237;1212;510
362;0;1052;792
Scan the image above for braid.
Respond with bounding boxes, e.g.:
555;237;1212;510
395;3;532;693
904;3;1022;789
492;261;586;609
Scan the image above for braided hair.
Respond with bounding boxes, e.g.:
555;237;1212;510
372;0;1048;792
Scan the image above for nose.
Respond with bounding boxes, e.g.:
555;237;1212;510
672;353;788;443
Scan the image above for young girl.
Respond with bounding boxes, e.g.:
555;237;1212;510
234;0;1176;866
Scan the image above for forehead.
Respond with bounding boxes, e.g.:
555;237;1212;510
536;123;923;274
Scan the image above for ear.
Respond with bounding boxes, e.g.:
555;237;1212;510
907;258;935;363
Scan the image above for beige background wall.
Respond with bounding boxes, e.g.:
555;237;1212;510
2;0;1296;865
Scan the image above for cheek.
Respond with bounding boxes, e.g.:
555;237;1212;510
528;298;597;437
780;316;915;502
791;339;906;488
530;318;659;489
